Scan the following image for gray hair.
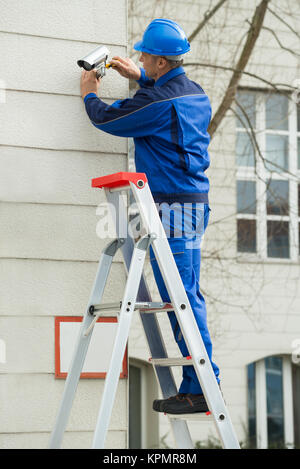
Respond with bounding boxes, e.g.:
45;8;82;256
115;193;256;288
164;55;183;61
155;54;184;69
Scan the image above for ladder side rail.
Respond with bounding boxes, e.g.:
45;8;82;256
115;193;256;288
92;235;151;449
106;188;194;449
48;239;121;448
107;188;176;376
131;182;240;449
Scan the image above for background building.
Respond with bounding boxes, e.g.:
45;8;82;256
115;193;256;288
128;0;300;449
0;0;300;450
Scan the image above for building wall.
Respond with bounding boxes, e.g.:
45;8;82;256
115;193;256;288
0;0;128;448
128;0;300;447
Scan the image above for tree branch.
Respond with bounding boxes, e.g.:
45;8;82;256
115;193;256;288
208;0;271;138
267;5;300;41
184;61;298;93
188;0;228;43
260;23;300;58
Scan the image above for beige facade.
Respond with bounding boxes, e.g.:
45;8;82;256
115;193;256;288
0;0;128;449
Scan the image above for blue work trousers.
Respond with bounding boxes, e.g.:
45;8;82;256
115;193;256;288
149;203;220;394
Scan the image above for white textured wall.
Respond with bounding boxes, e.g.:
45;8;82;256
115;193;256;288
0;0;128;448
129;0;300;447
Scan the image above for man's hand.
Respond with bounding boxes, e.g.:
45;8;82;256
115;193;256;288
110;56;141;80
80;70;100;100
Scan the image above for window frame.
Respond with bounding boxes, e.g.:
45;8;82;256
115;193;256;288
251;355;295;449
236;90;299;262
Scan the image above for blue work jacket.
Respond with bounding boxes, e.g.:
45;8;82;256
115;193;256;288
84;66;212;204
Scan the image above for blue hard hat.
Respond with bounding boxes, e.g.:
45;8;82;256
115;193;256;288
134;19;190;56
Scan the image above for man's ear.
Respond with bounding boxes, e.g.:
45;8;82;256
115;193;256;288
158;57;167;69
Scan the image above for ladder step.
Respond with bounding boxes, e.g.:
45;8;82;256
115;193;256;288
140;302;174;313
149;356;194;367
89;301;174;315
89;302;121;315
91;171;147;190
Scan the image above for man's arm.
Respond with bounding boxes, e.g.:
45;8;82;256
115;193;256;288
83;88;162;138
80;64;159;138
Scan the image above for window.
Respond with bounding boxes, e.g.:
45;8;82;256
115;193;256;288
236;91;299;261
265;356;284;446
247;362;256;448
237;180;257;252
247;355;299;448
292;363;300;447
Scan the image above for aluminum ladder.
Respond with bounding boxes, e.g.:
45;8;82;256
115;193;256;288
49;171;240;450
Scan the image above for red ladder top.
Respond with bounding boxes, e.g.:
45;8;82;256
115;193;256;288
92;172;148;189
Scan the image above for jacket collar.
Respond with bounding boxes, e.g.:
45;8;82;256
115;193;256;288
154;66;185;87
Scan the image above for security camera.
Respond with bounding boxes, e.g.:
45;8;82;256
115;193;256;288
77;45;110;78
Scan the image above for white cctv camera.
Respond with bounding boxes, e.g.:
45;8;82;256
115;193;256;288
77;45;110;78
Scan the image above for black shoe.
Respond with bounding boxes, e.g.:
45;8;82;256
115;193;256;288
153;393;186;412
162;393;209;414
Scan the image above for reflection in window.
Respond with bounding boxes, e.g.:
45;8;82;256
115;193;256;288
237;219;256;253
265;134;289;173
265;356;284;448
236;131;255;167
266;94;289;131
266;180;289;215
237;181;256;214
236;91;256;129
267;221;289;258
292;364;300;448
248;362;256;448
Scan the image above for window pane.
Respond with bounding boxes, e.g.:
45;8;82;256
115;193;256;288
266;180;289;215
297;104;300;132
236;91;256;129
267;221;289;258
265;356;284;448
237;219;256;253
265;134;289;173
266;94;289;131
248;363;256;448
298;137;300;170
237;180;256;214
292;363;300;448
236;131;255;167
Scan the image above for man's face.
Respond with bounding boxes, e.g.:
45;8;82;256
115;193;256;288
139;52;160;79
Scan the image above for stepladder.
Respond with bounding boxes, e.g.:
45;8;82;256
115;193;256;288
49;171;240;450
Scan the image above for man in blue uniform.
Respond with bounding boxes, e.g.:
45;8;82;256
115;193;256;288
80;19;220;414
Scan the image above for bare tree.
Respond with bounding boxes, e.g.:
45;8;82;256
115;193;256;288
208;0;271;136
128;0;300;337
